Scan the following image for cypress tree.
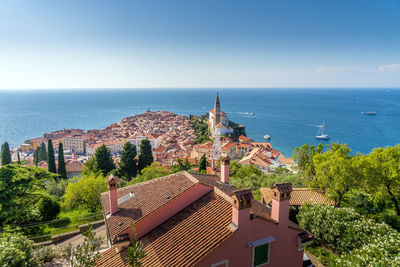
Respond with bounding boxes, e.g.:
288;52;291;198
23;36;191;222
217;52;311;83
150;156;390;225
38;143;47;162
34;147;40;165
1;142;12;166
199;154;207;173
58;143;67;178
118;142;137;180
95;144;115;176
17;152;21;164
47;139;57;173
138;139;153;172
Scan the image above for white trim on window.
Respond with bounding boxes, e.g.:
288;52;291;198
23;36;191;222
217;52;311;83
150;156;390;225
211;259;229;267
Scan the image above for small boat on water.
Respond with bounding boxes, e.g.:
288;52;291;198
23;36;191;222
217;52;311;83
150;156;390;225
361;111;376;115
316;121;330;140
264;134;271;140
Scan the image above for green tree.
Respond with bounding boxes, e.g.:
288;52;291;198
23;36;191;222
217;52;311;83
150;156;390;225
118;142;137;180
17;152;21;164
82;157;98;176
58;143;67;178
127;223;146;267
293;143;323;180
0;164;58;226
128;163;170;185
33;147;40;165
38;142;47;162
198;154;207;173
1;142;11;166
138;139;153;172
359;145;400;215
94;145;115;176
71;225;102;267
37;196;60;221
47;139;57;173
171;158;192;173
0;232;39;267
62;172;108;212
311;143;358;207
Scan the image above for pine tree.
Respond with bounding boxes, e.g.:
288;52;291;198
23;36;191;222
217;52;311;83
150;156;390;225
47;139;57;173
38;143;47;162
94;144;115;176
138;139;153;173
118;142;137;180
199;154;207;173
1;142;12;166
17;152;21;164
58;143;67;178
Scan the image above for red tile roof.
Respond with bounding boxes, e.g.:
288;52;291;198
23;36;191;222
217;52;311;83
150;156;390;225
260;188;336;206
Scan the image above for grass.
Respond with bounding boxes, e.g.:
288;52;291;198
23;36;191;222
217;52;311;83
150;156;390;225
22;209;104;242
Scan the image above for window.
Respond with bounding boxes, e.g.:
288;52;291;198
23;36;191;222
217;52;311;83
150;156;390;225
253;243;270;266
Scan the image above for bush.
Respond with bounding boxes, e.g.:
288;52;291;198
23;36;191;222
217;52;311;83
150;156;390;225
46;178;68;198
0;232;39;267
37;196;61;221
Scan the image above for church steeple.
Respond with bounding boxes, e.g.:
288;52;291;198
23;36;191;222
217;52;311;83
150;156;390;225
214;92;221;125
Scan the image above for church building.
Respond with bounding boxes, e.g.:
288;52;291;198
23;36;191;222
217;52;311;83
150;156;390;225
208;93;233;137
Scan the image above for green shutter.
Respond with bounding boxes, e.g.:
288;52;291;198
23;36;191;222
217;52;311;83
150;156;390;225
254;243;269;266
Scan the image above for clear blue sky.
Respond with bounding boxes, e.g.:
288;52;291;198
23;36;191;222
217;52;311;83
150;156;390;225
0;0;399;89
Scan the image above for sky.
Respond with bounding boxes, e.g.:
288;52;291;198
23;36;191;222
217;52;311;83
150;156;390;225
0;0;399;89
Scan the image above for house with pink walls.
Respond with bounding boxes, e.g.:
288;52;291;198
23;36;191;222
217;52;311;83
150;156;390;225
96;157;313;267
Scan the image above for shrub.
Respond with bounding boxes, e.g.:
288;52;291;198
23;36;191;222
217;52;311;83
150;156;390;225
0;232;39;267
37;196;61;221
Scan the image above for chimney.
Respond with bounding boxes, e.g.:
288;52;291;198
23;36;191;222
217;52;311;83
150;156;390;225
106;174;120;215
220;155;230;183
231;189;253;228
270;183;292;227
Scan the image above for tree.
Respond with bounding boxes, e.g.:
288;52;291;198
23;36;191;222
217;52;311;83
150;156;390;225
293;143;323;180
58;143;67;178
62;172;108;212
94;145;115;176
82;157;98;176
171;158;192;173
311;143;358;207
0;232;39;267
118;142;137;180
71;225;102;267
38;142;47;162
47;139;57;173
127;223;146;267
17;152;21;164
1;142;11;166
0;164;58;227
198;154;207;173
33;147;40;165
37;196;60;221
138;140;153;172
127;163;170;185
359;145;400;215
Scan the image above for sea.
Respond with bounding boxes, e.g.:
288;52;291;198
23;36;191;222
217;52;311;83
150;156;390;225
0;88;399;157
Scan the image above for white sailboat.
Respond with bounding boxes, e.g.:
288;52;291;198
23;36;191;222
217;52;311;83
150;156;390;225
316;121;330;140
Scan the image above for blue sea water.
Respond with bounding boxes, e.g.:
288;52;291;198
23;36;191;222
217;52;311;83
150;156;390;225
0;89;399;157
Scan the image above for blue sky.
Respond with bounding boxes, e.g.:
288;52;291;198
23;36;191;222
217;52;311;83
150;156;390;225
0;0;399;89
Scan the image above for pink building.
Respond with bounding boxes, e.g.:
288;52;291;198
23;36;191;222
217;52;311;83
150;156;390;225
96;158;313;267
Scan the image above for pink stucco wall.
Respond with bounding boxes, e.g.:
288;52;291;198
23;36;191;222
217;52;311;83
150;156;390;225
221;163;229;183
118;183;212;240
271;199;290;227
196;217;303;267
109;188;119;215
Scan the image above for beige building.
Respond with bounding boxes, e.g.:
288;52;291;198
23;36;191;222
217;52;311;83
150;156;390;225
62;137;86;154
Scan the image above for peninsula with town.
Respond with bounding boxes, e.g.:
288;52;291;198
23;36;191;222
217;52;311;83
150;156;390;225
16;94;294;178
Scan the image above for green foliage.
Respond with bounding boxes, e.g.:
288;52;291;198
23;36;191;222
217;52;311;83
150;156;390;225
127;223;146;267
297;204;400;265
46;178;68;198
70;225;102;267
17;152;21;164
190;114;212;144
118;142;137;180
94;144;115;176
128;163;170;185
62;172;108;213
1;142;12;166
39;142;47;162
37;196;61;221
171;158;192;173
47;139;57;173
82;157;98;176
58;143;67;178
138;139;153;172
198;154;207;173
358;145;400;215
0;164;58;227
33;147;39;165
0;232;39;267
